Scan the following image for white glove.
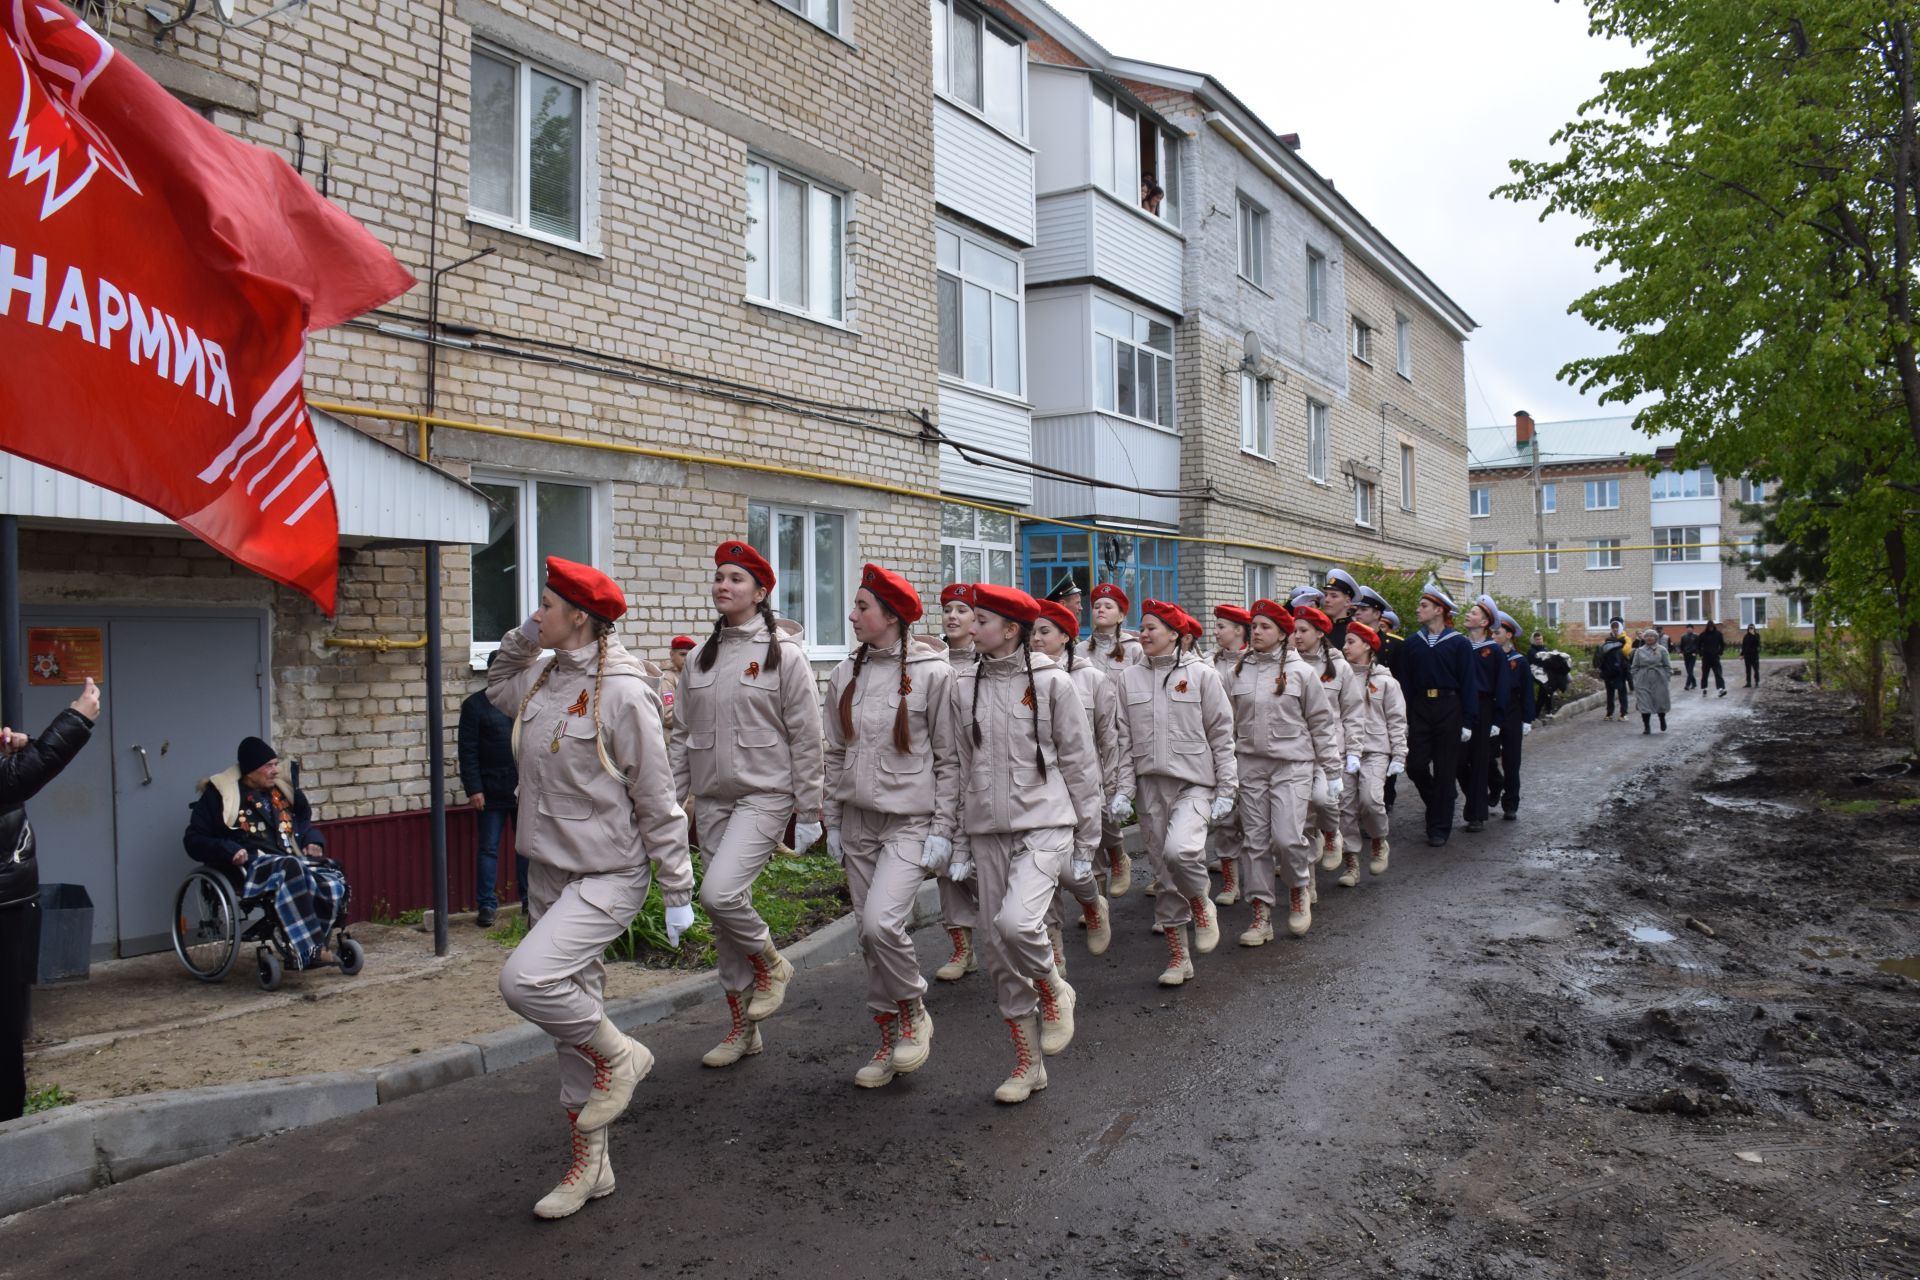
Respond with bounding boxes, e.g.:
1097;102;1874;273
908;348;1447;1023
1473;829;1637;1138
1071;857;1094;883
947;859;975;883
920;834;952;871
1490;724;1502;738
1107;794;1133;824
1387;759;1405;777
1208;795;1235;824
1344;753;1361;774
825;827;843;865
664;903;695;947
1327;776;1344;800
792;820;824;851
1461;726;1474;743
1523;723;1533;736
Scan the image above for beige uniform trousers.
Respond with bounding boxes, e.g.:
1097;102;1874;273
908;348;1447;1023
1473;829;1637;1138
499;859;653;1110
840;806;931;1014
1137;776;1212;929
1236;755;1315;902
1309;767;1342;839
1209;810;1246;881
694;793;792;991
971;827;1072;1020
939;874;979;931
1338;754;1390;852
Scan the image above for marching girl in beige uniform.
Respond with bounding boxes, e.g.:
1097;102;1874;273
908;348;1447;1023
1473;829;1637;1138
951;585;1102;1103
669;541;825;1069
933;582;980;983
1336;621;1406;885
1031;597;1117;970
1208;604;1252;908
1293;605;1363;876
1226;599;1340;943
491;557;693;1220
1086;582;1141;896
1111;601;1237;986
822;565;959;1088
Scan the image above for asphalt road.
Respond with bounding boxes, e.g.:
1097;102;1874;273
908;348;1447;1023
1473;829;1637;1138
0;683;1762;1280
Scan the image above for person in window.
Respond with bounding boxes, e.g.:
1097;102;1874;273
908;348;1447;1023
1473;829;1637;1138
1;678;98;1123
1031;598;1118;973
933;583;981;985
1697;620;1728;696
1741;625;1763;686
821;565;958;1089
1086;582;1142;896
669;542;825;1070
1140;179;1164;216
460;653;521;928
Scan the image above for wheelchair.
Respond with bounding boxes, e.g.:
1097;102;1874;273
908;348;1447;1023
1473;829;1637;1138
170;861;366;991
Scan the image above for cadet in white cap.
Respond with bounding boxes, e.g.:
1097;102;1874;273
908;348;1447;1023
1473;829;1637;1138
1396;583;1477;846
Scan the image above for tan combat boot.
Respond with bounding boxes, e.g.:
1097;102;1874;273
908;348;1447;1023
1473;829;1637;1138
746;942;794;1021
1190;896;1220;954
1106;846;1132;897
574;1017;655;1131
993;1015;1048;1103
533;1112;614;1220
1143;873;1161;897
701;989;763;1068
1318;829;1343;871
1288;886;1313;937
1157;925;1194;986
935;927;975;982
1337;851;1361;889
1369;837;1390;876
1081;895;1112;956
854;1011;899;1089
1047;924;1068;979
892;997;933;1073
1034;970;1076;1056
1214;857;1240;905
1238;900;1274;947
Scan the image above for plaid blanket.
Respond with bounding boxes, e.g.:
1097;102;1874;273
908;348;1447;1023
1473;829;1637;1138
242;855;348;969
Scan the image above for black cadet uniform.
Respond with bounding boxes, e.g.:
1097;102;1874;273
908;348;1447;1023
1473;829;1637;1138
1399;590;1478;846
1486;642;1535;818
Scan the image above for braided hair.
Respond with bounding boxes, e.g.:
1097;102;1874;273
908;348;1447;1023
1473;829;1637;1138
967;621;1047;780
697;597;785;674
837;606;914;755
511;618;625;784
1162;633;1187;688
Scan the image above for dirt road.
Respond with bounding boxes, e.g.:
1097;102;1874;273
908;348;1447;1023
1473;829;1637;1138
3;670;1914;1278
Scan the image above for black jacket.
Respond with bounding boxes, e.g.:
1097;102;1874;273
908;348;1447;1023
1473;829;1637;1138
184;779;326;871
1698;627;1727;659
458;689;519;809
1679;631;1698;656
1740;632;1761;660
0;709;95;910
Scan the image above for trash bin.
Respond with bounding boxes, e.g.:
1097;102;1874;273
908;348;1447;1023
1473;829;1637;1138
35;883;93;983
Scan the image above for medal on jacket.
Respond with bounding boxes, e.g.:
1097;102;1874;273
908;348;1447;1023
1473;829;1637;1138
1175;680;1188;693
746;661;761;679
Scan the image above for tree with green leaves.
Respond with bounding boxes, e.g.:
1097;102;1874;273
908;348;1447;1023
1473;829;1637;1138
1500;0;1920;751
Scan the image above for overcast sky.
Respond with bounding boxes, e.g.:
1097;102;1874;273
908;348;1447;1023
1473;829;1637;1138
1046;0;1649;430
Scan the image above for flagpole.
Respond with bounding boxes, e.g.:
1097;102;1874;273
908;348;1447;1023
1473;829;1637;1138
426;543;447;959
1;516;20;730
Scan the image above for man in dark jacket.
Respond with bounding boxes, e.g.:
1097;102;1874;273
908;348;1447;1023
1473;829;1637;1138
1741;625;1762;687
1;678;98;1121
1595;623;1632;720
1697;621;1728;696
459;656;520;927
1678;625;1699;688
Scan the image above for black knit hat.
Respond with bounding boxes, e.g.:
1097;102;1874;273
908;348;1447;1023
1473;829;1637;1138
237;736;277;774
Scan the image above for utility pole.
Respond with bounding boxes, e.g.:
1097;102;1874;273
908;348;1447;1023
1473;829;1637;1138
1526;411;1549;628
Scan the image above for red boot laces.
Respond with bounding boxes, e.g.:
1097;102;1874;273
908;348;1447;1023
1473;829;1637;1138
578;1044;612;1092
560;1117;591;1185
870;1012;897;1062
719;991;749;1044
895;1002;920;1043
1080;899;1103;929
1036;977;1059;1021
1004;1018;1034;1075
945;928;967;963
1290;887;1307;914
750;952;774;994
1189;897;1211;928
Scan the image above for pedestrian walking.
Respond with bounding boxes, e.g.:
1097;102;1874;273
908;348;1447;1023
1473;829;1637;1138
1031;598;1117;968
1208;604;1252;906
1085;582;1140;898
933;582;982;984
1679;624;1699;689
1632;628;1673;732
1455;595;1505;833
489;558;692;1220
1337;623;1405;883
1741;625;1762;687
1111;601;1238;983
1290;605;1361;871
1484;613;1534;820
1322;568;1361;650
1226;600;1339;942
950;584;1101;1104
669;541;825;1069
658;635;695;732
1697;620;1728;696
1354;588;1406;812
1596;619;1633;720
1;678;98;1124
822;565;958;1089
459;654;521;927
1398;582;1477;847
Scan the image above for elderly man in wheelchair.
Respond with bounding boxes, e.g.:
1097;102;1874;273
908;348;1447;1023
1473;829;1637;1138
176;736;362;989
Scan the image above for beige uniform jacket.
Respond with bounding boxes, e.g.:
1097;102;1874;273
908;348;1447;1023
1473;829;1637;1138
952;649;1101;858
657;668;679;732
488;624;693;906
943;639;975;668
668;618;825;816
1114;654;1238;804
1088;628;1144;676
1307;649;1366;760
1225;646;1342;775
821;635;959;838
1063;655;1125;804
1348;665;1410;763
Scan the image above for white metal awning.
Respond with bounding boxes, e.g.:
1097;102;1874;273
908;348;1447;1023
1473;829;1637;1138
0;408;490;546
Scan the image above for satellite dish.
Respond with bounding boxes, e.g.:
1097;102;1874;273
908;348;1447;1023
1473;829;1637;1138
214;0;237;19
1242;330;1264;369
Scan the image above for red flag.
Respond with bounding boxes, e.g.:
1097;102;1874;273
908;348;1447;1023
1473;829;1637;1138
0;1;415;613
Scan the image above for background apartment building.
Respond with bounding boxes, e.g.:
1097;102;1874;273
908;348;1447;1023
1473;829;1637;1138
1466;412;1803;639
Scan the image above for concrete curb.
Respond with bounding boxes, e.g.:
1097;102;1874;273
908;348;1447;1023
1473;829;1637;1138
0;878;950;1219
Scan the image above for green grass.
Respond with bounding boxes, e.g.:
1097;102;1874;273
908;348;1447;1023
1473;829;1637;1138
24;1083;75;1115
1824;798;1883;815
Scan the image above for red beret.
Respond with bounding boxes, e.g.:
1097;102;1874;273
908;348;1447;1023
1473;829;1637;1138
670;635;696;651
1251;598;1295;631
1090;582;1130;611
545;556;627;623
1178;610;1205;640
715;540;775;589
969;583;1040;625
939;583;972;607
1140;598;1182;632
1295;605;1333;635
859;563;923;625
1035;598;1079;637
1346;621;1382;652
1213;604;1252;627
